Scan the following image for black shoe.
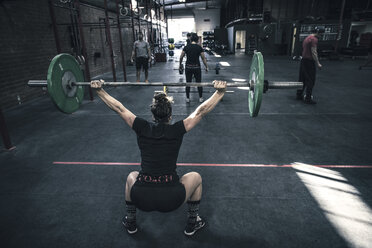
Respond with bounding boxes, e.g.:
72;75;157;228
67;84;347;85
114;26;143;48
122;216;138;234
184;216;206;236
304;98;317;104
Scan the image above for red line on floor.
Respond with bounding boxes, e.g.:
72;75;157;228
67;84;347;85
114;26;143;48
53;162;372;168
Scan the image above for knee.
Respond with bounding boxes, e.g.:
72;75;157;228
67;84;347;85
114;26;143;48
190;171;202;185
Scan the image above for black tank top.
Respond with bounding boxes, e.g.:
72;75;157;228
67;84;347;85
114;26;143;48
132;117;186;175
183;44;204;67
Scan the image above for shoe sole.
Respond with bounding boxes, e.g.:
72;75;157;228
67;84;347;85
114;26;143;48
127;228;138;234
184;222;206;236
122;221;138;234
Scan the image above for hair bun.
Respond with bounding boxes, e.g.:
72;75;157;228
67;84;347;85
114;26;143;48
151;93;174;123
154;92;168;103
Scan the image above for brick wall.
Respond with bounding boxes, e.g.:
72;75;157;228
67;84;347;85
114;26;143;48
0;0;135;110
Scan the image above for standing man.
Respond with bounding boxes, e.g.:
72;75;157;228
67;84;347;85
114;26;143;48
179;33;209;103
131;32;151;82
297;27;325;104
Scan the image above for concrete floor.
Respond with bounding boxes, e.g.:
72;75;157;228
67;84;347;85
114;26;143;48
1;49;372;248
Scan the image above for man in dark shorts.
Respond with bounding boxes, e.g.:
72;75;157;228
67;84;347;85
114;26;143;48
297;27;324;104
179;33;209;103
131;32;151;82
90;79;227;236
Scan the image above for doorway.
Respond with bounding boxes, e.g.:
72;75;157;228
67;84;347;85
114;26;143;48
235;30;246;52
168;17;195;45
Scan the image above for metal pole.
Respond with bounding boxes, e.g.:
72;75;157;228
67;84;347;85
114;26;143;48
71;3;82;56
68;2;81;56
145;0;152;68
115;0;128;81
146;0;151;41
334;0;346;53
155;3;162;52
149;0;154;44
75;0;94;101
48;0;61;53
130;0;136;42
137;0;141;32
104;0;117;82
0;108;15;150
154;3;158;48
159;3;163;52
163;0;168;38
149;0;154;43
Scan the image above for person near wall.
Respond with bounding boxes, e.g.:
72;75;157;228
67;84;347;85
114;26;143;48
131;32;151;82
297;27;325;104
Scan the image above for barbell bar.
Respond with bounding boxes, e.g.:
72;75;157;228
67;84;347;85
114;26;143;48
27;80;302;89
26;52;303;117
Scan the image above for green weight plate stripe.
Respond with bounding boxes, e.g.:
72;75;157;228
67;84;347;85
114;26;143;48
47;54;84;114
248;52;264;117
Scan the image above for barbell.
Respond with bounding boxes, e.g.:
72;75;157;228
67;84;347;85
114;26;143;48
27;52;302;117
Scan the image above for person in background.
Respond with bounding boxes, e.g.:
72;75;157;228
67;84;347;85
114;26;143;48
131;32;151;83
297;27;325;104
179;33;209;103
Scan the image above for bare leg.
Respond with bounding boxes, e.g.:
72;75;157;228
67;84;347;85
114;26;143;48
125;171;139;201
180;171;202;203
145;69;149;82
136;70;141;82
123;171;139;234
180;172;205;235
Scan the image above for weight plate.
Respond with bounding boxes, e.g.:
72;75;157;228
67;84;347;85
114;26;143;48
248;52;264;117
47;54;84;114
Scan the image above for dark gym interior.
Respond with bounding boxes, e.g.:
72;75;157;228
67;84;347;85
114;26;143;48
1;0;372;247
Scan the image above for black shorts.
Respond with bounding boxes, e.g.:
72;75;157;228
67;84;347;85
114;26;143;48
135;57;149;70
130;177;186;212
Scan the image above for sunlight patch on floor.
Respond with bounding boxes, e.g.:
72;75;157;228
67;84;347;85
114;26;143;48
293;162;372;248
